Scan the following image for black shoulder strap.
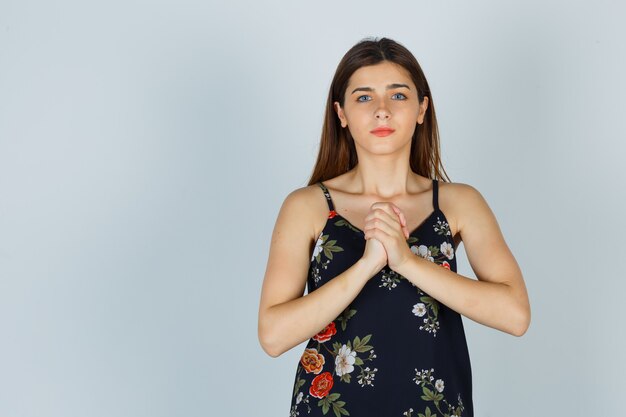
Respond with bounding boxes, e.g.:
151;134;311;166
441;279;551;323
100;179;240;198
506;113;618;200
432;179;439;211
317;182;335;212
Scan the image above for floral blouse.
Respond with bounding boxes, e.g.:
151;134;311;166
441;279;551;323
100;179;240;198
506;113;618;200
289;179;473;417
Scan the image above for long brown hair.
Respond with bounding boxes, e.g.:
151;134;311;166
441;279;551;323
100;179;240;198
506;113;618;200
307;36;451;186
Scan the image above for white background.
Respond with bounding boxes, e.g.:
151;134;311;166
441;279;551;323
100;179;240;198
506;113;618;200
1;0;625;416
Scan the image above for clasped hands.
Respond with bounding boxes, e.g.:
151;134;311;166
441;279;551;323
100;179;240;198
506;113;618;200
362;202;416;272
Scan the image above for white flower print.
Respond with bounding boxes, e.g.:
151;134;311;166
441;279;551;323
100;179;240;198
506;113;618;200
435;378;445;392
357;366;378;387
379;268;402;290
434;216;451;236
310;259;330;285
311;233;324;262
411;244;434;262
412;303;427;317
412;368;464;417
440;241;454;260
335;344;356;376
296;391;303;404
413;368;435;386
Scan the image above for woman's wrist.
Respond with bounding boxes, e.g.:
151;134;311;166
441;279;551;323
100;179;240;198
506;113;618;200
355;257;384;281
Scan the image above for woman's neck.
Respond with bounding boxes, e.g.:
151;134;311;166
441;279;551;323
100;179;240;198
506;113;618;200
347;163;420;198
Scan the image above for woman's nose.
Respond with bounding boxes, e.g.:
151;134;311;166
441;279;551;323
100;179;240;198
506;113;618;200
374;101;391;119
375;109;390;120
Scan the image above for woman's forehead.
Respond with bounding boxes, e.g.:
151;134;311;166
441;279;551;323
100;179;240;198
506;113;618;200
348;62;414;88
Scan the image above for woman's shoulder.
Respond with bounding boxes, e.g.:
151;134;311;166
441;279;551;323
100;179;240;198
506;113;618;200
438;179;487;208
283;182;328;206
438;179;478;195
438;179;493;243
283;174;350;220
279;182;331;241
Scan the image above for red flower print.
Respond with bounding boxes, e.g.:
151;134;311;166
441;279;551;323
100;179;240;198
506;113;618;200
313;321;337;342
441;261;450;270
309;371;334;398
328;210;337;219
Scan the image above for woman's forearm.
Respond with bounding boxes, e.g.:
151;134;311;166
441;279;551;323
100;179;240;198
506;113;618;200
259;259;378;357
393;256;529;336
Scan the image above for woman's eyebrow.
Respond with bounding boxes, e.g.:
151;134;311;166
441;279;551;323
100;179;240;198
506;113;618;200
351;83;411;94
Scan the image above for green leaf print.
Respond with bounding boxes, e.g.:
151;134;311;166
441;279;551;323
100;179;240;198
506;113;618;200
410;368;465;417
336;307;357;331
420;296;435;304
334;218;361;234
293;375;305;397
327;393;341;401
417;406;436;417
333;400;350;417
322;238;344;260
407;235;420;245
352;334;373;353
318;393;350;417
421;387;436;401
420;296;440;316
312;233;344;263
317;392;346;415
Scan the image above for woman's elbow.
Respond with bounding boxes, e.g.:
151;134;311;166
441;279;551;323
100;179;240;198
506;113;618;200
258;331;283;358
258;311;283;358
511;304;531;337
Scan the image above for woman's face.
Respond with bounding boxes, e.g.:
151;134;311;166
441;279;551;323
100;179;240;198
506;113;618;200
334;61;428;154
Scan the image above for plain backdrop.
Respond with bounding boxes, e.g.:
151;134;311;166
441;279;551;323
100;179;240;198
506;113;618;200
1;0;625;416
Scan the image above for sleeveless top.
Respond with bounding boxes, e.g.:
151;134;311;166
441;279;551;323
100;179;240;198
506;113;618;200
288;179;473;417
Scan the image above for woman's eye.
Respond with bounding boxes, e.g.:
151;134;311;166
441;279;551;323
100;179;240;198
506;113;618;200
357;93;406;102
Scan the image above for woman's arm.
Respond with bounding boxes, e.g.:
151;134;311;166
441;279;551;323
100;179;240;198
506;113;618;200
392;183;531;336
258;188;379;358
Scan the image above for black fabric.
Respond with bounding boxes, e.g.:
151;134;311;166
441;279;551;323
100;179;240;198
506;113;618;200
288;179;473;417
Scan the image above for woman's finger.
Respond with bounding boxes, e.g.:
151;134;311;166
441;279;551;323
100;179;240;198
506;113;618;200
364;205;408;239
390;205;409;239
392;205;406;226
370;202;409;239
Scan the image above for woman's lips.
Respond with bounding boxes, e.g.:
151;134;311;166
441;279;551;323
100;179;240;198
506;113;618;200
370;127;395;137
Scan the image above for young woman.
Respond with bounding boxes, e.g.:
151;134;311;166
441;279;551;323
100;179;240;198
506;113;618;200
258;37;530;417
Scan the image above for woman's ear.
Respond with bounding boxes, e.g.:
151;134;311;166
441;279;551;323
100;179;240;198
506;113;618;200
334;101;348;128
417;96;429;125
